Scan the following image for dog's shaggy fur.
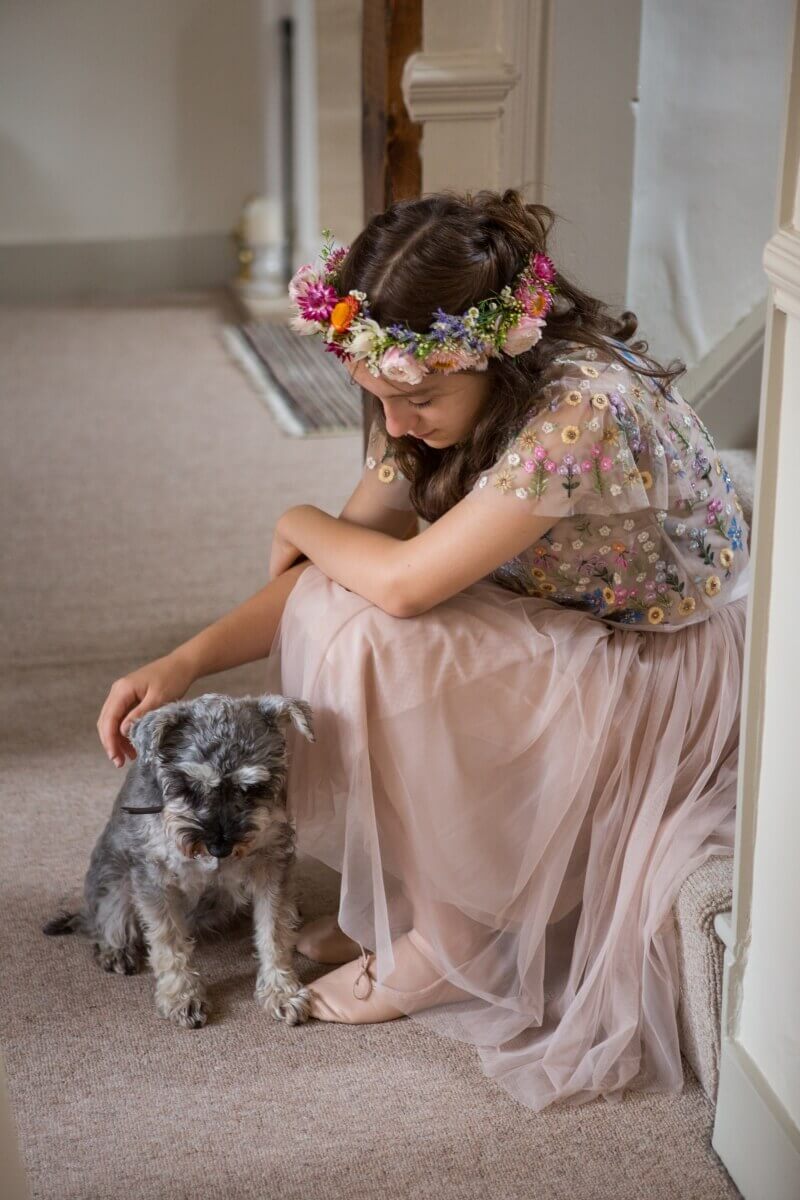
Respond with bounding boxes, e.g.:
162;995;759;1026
44;692;314;1029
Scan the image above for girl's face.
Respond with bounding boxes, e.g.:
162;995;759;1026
346;359;490;448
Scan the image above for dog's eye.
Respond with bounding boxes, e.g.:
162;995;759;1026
240;781;266;796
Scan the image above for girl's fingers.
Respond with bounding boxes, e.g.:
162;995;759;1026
97;680;139;765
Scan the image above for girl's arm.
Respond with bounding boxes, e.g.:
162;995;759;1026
338;474;419;540
278;495;555;617
171;560;313;678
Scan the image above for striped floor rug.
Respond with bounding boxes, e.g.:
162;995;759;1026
223;318;362;436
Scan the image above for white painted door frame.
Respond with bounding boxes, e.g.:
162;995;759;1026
711;4;800;1196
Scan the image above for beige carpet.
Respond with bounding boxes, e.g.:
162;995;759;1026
0;295;740;1200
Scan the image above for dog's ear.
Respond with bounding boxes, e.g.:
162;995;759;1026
128;701;195;766
256;695;315;743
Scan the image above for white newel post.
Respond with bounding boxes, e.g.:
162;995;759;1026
401;3;520;194
401;0;641;307
711;4;800;1196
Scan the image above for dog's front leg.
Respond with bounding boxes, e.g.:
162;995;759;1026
249;860;310;1025
131;870;208;1029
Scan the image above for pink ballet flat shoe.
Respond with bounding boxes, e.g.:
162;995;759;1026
307;946;405;1024
307;931;470;1025
295;914;361;964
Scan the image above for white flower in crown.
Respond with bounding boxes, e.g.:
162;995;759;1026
289;312;324;335
346;318;384;360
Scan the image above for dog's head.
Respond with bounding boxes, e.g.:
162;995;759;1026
126;693;314;860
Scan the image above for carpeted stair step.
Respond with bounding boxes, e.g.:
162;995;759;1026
672;446;756;1104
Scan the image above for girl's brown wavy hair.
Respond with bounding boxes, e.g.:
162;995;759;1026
336;187;685;524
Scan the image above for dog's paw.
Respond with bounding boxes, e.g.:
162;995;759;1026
255;972;311;1025
157;992;209;1029
93;944;140;975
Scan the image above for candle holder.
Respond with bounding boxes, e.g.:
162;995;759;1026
230;196;292;318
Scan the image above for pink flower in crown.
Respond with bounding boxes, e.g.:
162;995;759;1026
426;345;487;374
296;280;339;324
288;263;316;301
379;345;427;385
514;285;553;319
532;253;557;282
501;315;545;356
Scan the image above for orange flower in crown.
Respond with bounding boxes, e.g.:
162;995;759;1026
330;295;360;333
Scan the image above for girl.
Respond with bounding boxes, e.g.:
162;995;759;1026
97;188;750;1113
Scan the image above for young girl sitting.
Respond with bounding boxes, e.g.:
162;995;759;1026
97;188;750;1114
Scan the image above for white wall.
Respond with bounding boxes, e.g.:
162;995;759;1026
0;0;263;245
627;0;793;369
315;0;362;251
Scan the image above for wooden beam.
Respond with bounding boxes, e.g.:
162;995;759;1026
360;0;423;452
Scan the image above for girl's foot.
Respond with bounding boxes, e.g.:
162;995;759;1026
307;929;470;1024
295;914;361;964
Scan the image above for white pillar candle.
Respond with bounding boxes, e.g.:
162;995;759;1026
243;195;283;246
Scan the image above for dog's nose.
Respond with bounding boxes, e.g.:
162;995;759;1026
207;842;233;859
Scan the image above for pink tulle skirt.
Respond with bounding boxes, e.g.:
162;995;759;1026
264;564;746;1113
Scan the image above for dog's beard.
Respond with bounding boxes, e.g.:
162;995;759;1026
161;803;204;857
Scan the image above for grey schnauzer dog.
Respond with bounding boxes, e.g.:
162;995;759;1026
44;692;314;1029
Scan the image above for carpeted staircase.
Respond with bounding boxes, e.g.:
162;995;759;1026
672;447;756;1104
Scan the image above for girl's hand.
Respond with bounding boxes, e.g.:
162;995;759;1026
269;523;306;580
97;652;196;768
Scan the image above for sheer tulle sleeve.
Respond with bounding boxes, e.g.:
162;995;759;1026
469;355;654;520
360;420;415;512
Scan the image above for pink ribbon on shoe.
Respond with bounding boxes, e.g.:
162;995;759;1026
352;945;374;1000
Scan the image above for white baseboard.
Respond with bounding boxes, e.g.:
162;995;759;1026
713;1036;800;1200
0;233;234;301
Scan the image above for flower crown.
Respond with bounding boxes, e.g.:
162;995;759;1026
287;227;558;385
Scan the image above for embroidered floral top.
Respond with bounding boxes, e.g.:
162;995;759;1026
361;336;751;632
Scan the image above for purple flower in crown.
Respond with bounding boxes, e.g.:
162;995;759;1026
386;324;417;344
296;280;339;324
324;245;349;275
432;309;469;340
